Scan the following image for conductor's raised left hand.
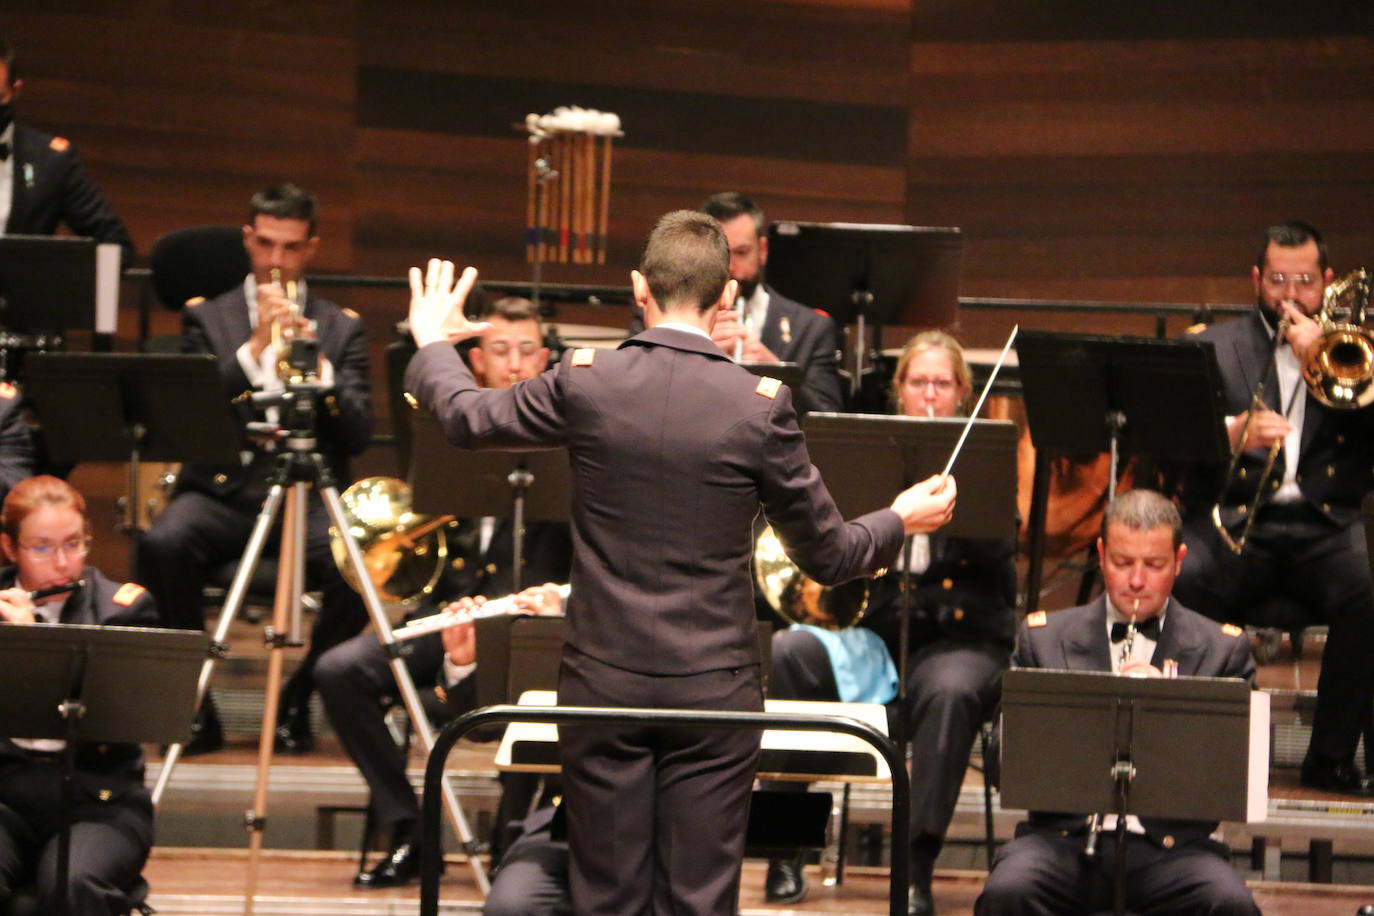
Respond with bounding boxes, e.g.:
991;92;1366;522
408;259;491;348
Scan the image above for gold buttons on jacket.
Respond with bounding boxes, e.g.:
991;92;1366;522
953;608;965;620
214;473;228;485
941;578;954;590
1161;835;1176;849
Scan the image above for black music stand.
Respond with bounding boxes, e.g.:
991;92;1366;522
999;668;1267;916
1015;332;1230;612
23;353;242;562
408;409;572;591
766;222;964;399
0;622;207;916
801;412;1018;743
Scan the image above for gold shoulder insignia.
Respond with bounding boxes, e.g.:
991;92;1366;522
342;307;360;320
0;382;17;400
112;583;146;606
1027;610;1048;627
185;296;205;307
755;377;781;399
50;136;70;152
571;348;596;367
1221;623;1244;637
1183;323;1208;335
403;392;419;409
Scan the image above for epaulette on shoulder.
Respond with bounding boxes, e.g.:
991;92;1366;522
570;348;596;367
1221;622;1244;638
1026;610;1048;628
185;296;205;307
49;136;70;153
112;582;147;606
0;382;18;400
342;307;360;320
755;377;781;399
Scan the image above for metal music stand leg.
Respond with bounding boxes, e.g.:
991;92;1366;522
318;476;492;895
150;483;286;806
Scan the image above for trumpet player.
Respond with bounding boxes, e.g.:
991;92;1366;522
135;183;373;756
1175;220;1374;796
316;297;572;889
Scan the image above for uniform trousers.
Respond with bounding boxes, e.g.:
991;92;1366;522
315;627;446;828
974;829;1257;916
137;489;370;705
768;629;1005;844
557;646;762;916
0;762;152;916
1175;507;1374;762
483;804;571;916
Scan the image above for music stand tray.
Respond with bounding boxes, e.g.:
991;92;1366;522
1016;331;1229;464
23;352;243;464
802;413;1018;540
999;668;1268;824
765;222;963;329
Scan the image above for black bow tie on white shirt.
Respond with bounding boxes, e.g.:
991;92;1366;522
1111;616;1161;643
0;141;9;162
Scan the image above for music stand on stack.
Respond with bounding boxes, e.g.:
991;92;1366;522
1000;668;1268;916
0;622;206;916
1015;332;1230;612
765;222;964;403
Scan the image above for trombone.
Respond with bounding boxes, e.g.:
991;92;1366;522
1212;268;1373;553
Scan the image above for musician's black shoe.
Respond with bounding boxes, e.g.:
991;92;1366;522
764;853;807;904
183;697;224;757
354;835;433;889
273;703;314;755
908;837;938;916
908;879;936;916
1300;753;1374;796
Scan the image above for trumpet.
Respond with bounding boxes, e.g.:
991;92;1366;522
269;267;304;383
391;582;569;643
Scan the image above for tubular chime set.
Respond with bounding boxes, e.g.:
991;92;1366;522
523;107;622;266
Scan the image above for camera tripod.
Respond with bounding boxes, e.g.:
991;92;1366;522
150;378;490;912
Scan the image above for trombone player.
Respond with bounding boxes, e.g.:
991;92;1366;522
1175;220;1374;795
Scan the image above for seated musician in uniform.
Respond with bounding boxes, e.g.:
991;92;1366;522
316;296;572;889
975;489;1258;916
765;331;1016;915
0;476;158;916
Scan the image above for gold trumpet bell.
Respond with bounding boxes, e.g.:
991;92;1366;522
1301;268;1374;409
329;476;456;604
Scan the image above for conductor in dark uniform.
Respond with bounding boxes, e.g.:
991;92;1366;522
1174;220;1374;795
404;210;957;915
135;183;371;754
0;476;159;915
317;297;572;889
975;489;1258;916
0;40;136;266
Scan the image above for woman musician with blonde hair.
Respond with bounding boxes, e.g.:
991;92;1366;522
764;330;1017;915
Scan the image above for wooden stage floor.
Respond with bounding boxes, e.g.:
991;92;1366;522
141;848;1374;915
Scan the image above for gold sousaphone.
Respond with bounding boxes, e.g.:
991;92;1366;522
329;476;458;604
754;524;870;629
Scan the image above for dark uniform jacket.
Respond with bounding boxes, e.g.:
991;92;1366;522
406;325;904;677
1008;596;1255;847
629;286;843;414
176;284;371;500
4;123;136;266
1184;308;1374;529
0;567;158;782
863;533;1018;655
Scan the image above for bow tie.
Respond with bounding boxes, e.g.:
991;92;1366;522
0;141;9;162
1111;616;1161;642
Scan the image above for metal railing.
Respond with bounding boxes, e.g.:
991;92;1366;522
420;704;910;916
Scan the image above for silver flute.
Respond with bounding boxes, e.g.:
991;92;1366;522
391;583;570;643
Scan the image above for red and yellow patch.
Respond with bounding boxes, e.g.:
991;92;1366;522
570;348;596;367
1221;623;1244;637
0;382;16;400
50;136;70;153
112;583;146;606
1027;610;1048;628
755;377;781;399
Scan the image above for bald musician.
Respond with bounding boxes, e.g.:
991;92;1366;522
404;210;955;915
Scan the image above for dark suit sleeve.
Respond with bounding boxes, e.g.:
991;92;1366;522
757;387;904;584
405;341;567;450
797;316;843;412
55;150;137;266
181;303;255;394
318;310;373;457
0;395;35;497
